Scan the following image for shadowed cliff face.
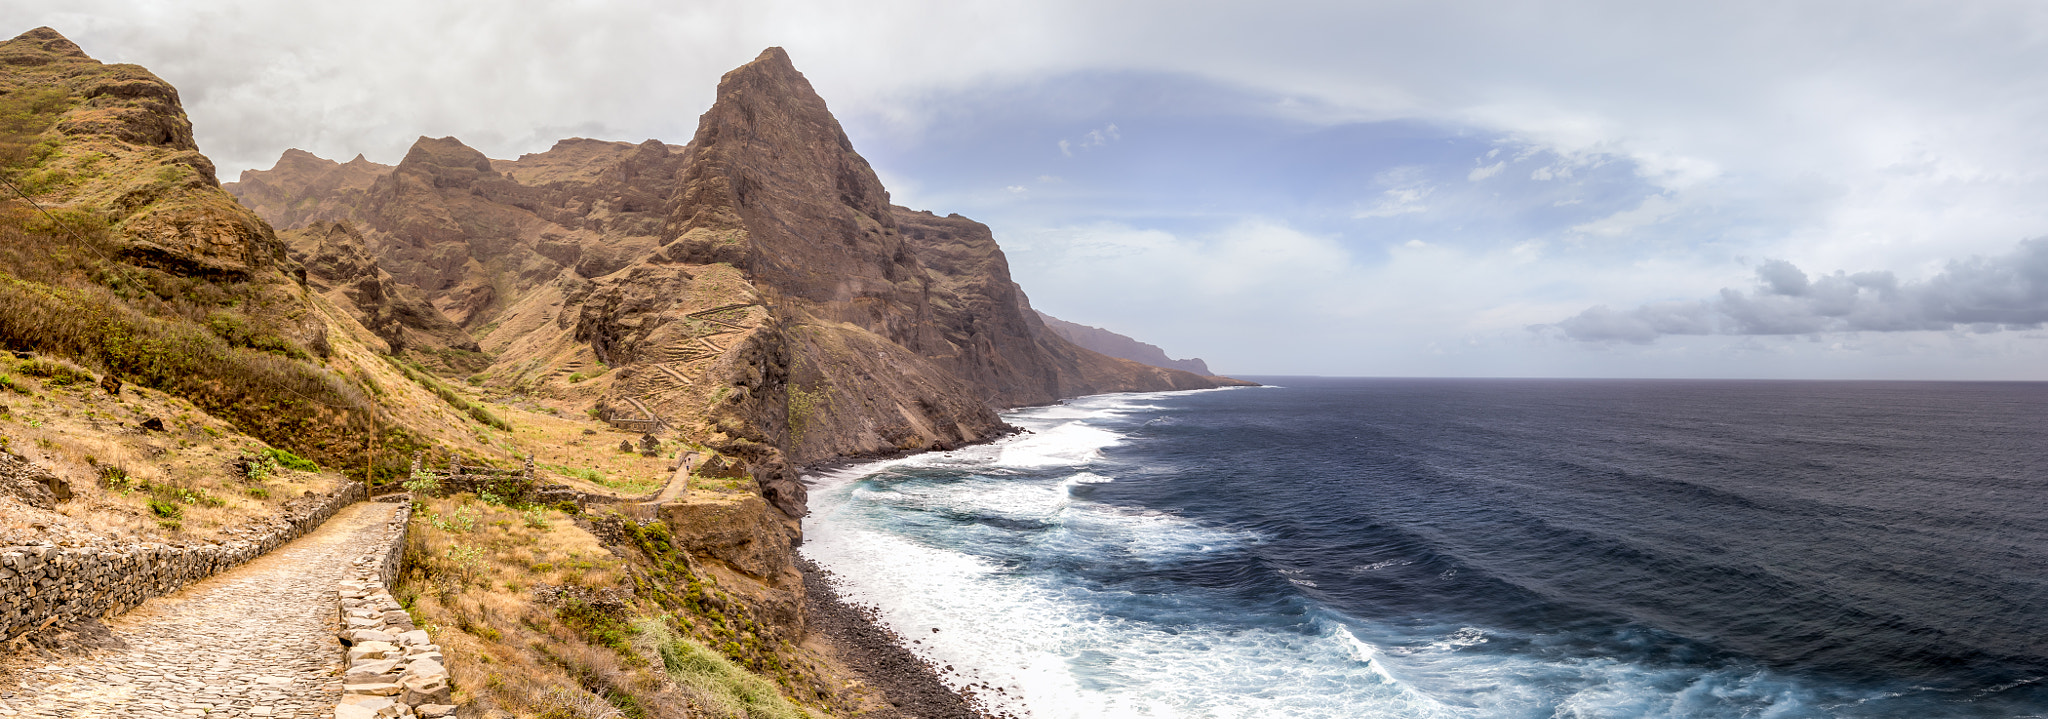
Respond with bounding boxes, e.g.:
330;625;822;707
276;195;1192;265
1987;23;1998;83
584;48;1234;518
230;136;689;330
896;209;1229;400
658;48;939;349
281;221;479;355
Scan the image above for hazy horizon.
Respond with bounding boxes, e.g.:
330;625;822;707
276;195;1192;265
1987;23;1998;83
10;1;2047;380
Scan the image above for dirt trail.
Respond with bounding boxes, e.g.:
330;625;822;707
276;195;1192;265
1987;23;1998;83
0;501;403;719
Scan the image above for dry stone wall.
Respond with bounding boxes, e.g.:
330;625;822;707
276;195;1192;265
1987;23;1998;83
0;482;366;644
333;498;457;719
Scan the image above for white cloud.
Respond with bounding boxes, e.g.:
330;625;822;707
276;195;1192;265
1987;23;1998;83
16;0;2048;376
1569;194;1681;238
1355;186;1432;218
1555;238;2048;343
1058;122;1121;158
1467;161;1505;181
1353;167;1435;219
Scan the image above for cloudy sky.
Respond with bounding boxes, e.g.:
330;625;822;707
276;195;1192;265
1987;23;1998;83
13;0;2048;379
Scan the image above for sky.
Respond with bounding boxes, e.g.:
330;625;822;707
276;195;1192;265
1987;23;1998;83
10;0;2048;379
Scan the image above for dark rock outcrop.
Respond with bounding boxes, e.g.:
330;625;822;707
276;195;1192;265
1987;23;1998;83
280;221;477;355
0;450;68;509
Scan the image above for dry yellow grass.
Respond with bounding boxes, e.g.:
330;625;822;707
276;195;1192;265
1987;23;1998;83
396;494;834;719
0;356;345;544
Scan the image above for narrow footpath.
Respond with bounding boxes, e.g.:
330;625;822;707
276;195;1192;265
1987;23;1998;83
0;501;404;719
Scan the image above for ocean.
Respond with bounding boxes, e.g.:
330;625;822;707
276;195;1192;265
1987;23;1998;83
799;378;2048;718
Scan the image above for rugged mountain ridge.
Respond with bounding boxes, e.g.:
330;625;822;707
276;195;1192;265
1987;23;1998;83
0;27;285;281
1036;310;1214;375
229;47;1240;519
6;27;1245;717
280;220;478;355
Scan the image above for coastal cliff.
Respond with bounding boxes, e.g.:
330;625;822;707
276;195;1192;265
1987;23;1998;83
1036;310;1215;376
0;27;1239;715
230;47;1240;520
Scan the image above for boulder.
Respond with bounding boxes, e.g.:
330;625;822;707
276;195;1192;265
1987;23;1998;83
0;451;68;508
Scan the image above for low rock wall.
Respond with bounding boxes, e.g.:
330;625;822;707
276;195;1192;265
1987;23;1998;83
0;482;367;644
334;499;457;719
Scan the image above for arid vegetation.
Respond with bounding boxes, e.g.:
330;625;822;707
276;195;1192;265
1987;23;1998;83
394;492;840;718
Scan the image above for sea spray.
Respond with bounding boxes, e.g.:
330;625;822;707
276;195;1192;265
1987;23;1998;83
803;380;2048;717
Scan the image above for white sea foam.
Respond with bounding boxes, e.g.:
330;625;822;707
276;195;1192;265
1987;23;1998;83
801;385;1898;718
997;421;1123;468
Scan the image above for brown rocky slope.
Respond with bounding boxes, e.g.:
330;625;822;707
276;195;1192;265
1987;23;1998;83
229;47;1242;521
6;27;1254;717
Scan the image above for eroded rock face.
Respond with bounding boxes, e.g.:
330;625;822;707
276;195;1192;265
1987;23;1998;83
896;208;1226;405
227;45;1239;524
659;495;805;637
281;222;478;355
228;149;391;230
1;27;287;280
229;136;688;331
659;496;795;581
0;450;68;509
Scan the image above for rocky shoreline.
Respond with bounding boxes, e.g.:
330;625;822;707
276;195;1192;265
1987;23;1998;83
798;558;1008;719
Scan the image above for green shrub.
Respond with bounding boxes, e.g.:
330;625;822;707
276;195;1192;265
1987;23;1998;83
0;270;388;469
640;618;810;719
559;599;634;653
261;446;318;472
15;357;93;386
403;471;441;496
147;498;181;519
382;355;512;431
427;504;478;533
521;507;550;529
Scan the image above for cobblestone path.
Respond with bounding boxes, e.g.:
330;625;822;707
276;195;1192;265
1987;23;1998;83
0;502;403;719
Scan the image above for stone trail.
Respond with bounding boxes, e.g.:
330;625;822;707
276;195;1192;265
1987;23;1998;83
0;502;404;719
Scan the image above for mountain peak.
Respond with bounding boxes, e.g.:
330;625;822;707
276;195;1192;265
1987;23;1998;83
394;136;496;188
3;27;91;63
704;46;846;151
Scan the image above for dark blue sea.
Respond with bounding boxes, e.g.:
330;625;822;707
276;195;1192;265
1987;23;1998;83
800;378;2048;718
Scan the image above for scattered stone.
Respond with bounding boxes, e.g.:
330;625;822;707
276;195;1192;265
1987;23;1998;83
347;629;398;645
0;450;67;509
343;681;402;697
345;659;401;677
139;417;166;432
346;641;398;662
